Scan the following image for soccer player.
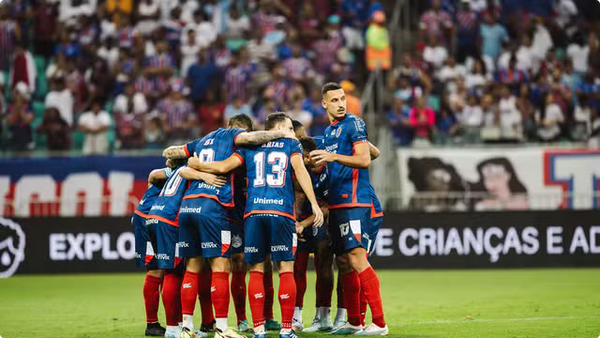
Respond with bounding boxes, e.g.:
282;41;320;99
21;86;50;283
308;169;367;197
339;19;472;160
132;163;180;337
147;160;222;338
291;136;333;332
310;82;388;336
186;113;324;338
172;114;293;338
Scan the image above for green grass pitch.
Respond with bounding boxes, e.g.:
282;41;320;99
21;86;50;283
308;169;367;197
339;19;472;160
1;269;599;337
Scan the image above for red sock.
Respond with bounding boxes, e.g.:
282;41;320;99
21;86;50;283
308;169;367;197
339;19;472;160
294;253;309;308
199;268;214;325
358;267;385;327
342;271;361;326
279;271;297;329
162;273;183;326
336;272;345;309
231;271;247;323
263;270;274;320
212;272;230;319
248;271;265;328
143;274;162;323
181;271;199;316
360;286;368;326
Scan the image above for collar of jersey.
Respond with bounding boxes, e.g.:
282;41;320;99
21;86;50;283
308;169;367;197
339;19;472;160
330;113;347;126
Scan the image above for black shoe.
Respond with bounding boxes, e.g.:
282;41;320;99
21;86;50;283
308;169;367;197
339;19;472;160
200;319;216;333
145;322;166;336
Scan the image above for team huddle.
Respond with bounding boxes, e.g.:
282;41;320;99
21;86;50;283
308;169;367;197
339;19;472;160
132;83;388;338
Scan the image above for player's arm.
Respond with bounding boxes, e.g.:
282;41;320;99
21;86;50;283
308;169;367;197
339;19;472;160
147;169;167;185
162;145;188;159
234;130;291;146
310;141;371;169
368;141;380;160
179;167;227;187
291;154;324;227
187;154;243;174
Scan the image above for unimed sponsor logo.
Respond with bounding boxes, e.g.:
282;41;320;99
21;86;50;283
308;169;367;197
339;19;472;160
49;232;135;261
202;242;218;249
180;206;202;213
150;205;165;211
271;245;288;252
145;219;159;225
245;247;259;253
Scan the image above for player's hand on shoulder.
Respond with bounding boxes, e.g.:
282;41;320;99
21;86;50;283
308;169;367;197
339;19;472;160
311;203;324;227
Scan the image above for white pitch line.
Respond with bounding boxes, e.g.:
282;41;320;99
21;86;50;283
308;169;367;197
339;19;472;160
390;316;600;326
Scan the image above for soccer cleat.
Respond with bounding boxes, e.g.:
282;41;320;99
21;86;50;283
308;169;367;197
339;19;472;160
164;328;181;338
354;323;389;336
200;320;215;333
193;329;208;337
304;316;333;332
146;322;167;336
265;318;282;331
252;334;267;338
329;322;362;335
279;329;299;338
292;318;304;331
178;327;195;338
235;319;253;333
215;327;246;338
332;318;346;331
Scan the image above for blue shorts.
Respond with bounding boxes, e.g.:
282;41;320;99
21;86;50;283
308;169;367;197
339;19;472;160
244;214;297;263
154;218;182;269
230;218;245;255
179;198;233;258
329;207;372;255
132;213;158;269
297;218;328;254
366;216;382;255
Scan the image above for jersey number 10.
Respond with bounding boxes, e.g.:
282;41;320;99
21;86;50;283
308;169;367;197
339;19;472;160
253;151;287;188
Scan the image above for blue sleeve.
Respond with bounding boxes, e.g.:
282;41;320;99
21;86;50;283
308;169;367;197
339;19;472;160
234;147;246;163
229;128;245;145
185;140;198;157
348;117;368;144
290;139;303;157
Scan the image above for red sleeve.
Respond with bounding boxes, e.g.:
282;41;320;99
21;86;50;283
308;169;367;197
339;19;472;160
183;144;190;157
233;131;245;146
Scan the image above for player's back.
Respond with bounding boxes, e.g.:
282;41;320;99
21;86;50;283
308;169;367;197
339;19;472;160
183;127;245;207
148;165;188;225
237;138;303;220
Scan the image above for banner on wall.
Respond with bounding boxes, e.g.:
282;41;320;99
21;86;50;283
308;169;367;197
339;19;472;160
0;156;166;217
397;148;600;211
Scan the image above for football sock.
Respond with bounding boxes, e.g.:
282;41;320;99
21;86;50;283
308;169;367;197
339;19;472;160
342;271;361;326
278;271;296;330
212;271;230;331
180;271;199;328
248;271;265;328
143;274;161;323
358;267;386;327
162;272;182;326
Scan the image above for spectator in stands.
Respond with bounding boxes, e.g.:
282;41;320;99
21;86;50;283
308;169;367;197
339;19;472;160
423;34;448;70
158;80;196;143
10;41;36;94
97;37;120;68
464;58;488;91
0;74;6;115
36;107;70;151
225;5;250;45
224;97;252;124
419;0;453;46
313;15;343;76
146;40;175;76
498;85;523;140
84;58;112;109
456;0;479;63
536;93;565;142
572;94;592;141
303;86;328;136
516;83;538;140
283;45;312;82
365;10;391;71
389;95;413;146
566;32;589;76
479;12;508;60
459;94;483;143
45;76;74;127
187;49;218;107
340;80;362;117
246;28;276;63
530;17;554;64
33;0;58;61
144;115;164;149
78;100;111;155
448;77;467;112
198;89;224;136
437;56;467;91
136;0;160;36
0;4;21;71
263;63;289;106
288;97;313;129
5;83;33;151
496;56;528;91
180;29;201;77
189;10;217;49
409;96;436;145
436;96;461;144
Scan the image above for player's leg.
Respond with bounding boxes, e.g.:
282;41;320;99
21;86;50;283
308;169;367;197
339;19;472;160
315;239;334;330
263;255;280;331
292;227;311;331
360;215;381;327
333;269;347;328
270;215;298;338
144;269;165;336
245;215;269;337
230;221;251;333
198;262;215;332
156;220;184;337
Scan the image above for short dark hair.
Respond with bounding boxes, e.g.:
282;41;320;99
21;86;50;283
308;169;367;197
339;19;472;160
292;120;304;132
321;82;343;97
228;114;254;131
167;158;187;168
299;137;317;153
265;112;291;130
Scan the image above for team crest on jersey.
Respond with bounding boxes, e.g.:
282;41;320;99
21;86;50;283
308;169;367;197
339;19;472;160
0;218;26;278
330;130;335;136
232;234;242;248
335;127;342;138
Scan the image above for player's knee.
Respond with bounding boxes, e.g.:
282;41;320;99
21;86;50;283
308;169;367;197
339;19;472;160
348;248;370;272
210;257;230;273
278;260;294;273
249;261;265;272
185;256;203;273
147;269;163;279
336;255;352;274
231;254;245;272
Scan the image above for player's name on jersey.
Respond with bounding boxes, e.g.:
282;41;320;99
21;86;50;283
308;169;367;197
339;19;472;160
253;197;284;205
261;141;286;148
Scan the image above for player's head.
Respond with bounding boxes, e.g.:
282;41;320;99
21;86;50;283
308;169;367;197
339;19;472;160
228;113;254;131
321;82;346;121
299;136;318;169
292;120;307;139
265;112;294;137
166;158;186;169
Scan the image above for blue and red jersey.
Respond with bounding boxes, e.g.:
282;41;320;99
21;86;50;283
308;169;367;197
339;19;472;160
134;167;174;218
148;166;188;226
182;128;245;207
322;113;372;208
235;138;303;220
369;185;383;218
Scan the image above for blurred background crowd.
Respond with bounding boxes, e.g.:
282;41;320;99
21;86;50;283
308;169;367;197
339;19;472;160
1;0;599;155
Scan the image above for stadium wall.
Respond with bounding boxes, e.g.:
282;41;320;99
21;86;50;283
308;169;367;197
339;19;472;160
1;211;598;277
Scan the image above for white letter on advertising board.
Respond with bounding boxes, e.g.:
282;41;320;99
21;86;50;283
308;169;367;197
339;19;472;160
399;228;418;256
589;226;600;254
569;227;589;254
484;227;503;263
522;227;539;255
373;228;393;257
547;226;563;254
117;232;135;260
49;233;67;260
84;233;102;259
102;233;119;260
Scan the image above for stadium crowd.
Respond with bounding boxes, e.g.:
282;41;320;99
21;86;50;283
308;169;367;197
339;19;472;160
0;0;383;154
388;0;600;146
